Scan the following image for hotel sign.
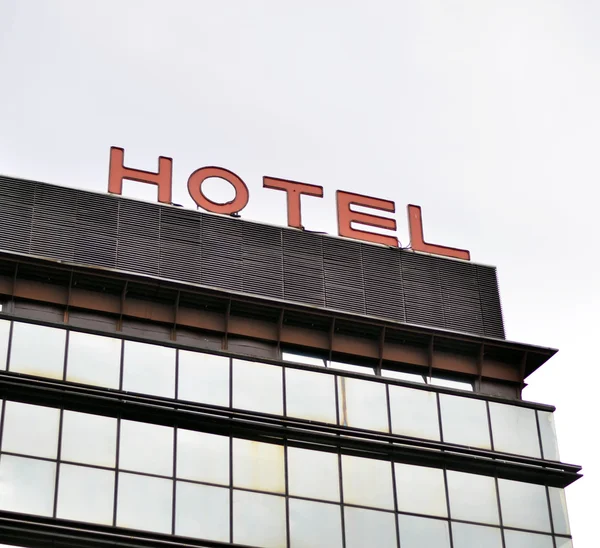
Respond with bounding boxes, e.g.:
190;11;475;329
108;147;470;260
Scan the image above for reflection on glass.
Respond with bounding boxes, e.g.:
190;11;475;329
489;403;540;457
451;523;502;548
288;447;340;502
119;420;173;476
116;472;172;534
57;464;114;525
548;487;571;535
232;438;285;494
0;319;10;370
439;394;491;449
282;351;326;367
344;506;397;548
2;401;60;458
446;470;499;525
122;341;175;398
175;482;229;542
342;455;394;510
498;478;551;532
338;377;389;432
286;367;337;423
503;530;554;548
537;411;560;461
289;498;343;548
67;331;121;389
176;429;229;485
554;538;574;548
232;360;282;415
397;514;450;548
0;455;56;516
178;350;229;406
61;411;117;467
389;385;440;440
395;463;447;517
232;490;286;548
9;322;66;379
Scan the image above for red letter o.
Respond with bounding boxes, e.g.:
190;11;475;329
187;167;249;214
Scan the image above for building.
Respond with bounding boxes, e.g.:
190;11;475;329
0;174;580;548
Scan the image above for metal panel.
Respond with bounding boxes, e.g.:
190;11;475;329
0;177;36;254
117;200;160;276
159;207;202;285
401;252;446;329
476;265;506;339
0;176;506;338
74;192;119;268
361;244;406;323
322;237;366;315
201;214;243;292
282;230;325;307
242;223;283;299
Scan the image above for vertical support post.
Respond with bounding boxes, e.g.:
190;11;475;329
63;271;74;324
223;299;232;350
117;281;128;332
171;291;180;341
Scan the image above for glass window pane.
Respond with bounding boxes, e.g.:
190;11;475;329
61;411;117;467
119;420;173;476
289;498;343;548
66;332;121;389
232;438;285;494
116;472;172;534
389;385;440;441
451;522;502;548
548;487;571;535
489;403;540;457
0;320;10;371
288;447;340;502
9;322;66;379
504;530;554;548
439;394;491;449
176;429;229;485
537;411;560;461
498;478;551;532
397;514;450;548
342;455;394;510
232;359;282;415
0;455;56;516
175;481;229;542
57;464;114;525
178;350;229;406
122;341;175;398
338;377;389;432
446;470;499;525
395;463;447;517
232;490;286;548
555;538;574;548
344;506;397;548
286;368;337;423
2;401;60;458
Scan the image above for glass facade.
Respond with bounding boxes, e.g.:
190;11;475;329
0;318;574;548
0;320;562;460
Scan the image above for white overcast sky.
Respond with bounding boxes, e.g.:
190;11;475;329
0;1;598;544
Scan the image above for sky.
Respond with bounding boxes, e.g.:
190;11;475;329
0;0;598;544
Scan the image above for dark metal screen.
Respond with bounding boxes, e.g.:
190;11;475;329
0;176;505;338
